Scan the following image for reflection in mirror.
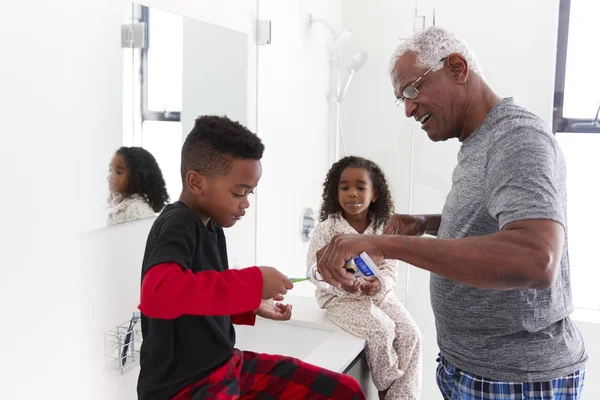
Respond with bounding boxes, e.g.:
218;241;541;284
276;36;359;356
96;3;248;229
107;146;169;227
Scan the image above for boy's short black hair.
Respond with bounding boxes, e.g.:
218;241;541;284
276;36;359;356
181;115;264;181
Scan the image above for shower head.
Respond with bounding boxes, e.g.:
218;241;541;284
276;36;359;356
347;51;368;72
306;13;336;36
338;51;369;103
306;13;366;103
306;13;352;53
328;29;352;51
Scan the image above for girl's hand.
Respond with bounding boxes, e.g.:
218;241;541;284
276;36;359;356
341;279;362;293
360;277;381;296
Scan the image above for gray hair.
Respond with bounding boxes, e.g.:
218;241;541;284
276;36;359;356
389;26;484;79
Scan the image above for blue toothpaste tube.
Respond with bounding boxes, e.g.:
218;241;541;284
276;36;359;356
307;252;380;289
344;252;381;278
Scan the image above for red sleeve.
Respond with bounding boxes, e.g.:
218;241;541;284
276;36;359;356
230;311;256;326
139;263;263;319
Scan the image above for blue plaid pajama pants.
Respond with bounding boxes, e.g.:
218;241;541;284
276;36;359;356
436;355;585;400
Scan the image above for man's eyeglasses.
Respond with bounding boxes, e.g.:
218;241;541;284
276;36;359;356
395;57;447;106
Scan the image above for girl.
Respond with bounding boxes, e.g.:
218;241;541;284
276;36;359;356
307;156;422;400
107;146;169;226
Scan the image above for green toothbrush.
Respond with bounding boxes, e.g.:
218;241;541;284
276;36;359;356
289;277;310;283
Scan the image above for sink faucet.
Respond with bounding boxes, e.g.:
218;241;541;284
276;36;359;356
570;103;600;130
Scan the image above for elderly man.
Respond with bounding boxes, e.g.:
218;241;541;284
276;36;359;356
316;26;587;399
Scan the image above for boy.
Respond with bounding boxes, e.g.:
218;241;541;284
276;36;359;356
137;116;365;400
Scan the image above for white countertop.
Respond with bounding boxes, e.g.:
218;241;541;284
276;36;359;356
236;294;365;374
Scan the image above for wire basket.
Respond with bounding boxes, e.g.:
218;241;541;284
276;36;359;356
104;314;142;373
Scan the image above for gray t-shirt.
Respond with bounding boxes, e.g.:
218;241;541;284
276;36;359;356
432;98;587;382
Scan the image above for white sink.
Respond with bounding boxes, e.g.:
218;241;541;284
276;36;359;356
234;318;335;360
233;311;364;373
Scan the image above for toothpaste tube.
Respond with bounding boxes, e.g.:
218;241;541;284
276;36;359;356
344;252;381;278
307;252;380;289
307;263;331;289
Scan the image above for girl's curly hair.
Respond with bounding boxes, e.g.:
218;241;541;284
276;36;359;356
117;146;169;213
319;156;394;230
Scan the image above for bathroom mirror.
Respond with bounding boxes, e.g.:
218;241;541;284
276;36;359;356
94;2;248;230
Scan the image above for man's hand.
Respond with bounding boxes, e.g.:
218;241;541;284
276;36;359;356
255;296;292;321
316;234;384;288
360;277;381;296
383;214;429;235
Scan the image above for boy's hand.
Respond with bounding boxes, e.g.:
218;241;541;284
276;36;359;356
258;267;294;299
360;277;381;296
341;279;362;294
255;298;292;321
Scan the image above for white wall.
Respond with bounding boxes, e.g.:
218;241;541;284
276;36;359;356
0;0;125;398
574;319;600;396
558;132;600;396
342;0;600;398
556;132;600;311
255;0;343;291
78;218;155;399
